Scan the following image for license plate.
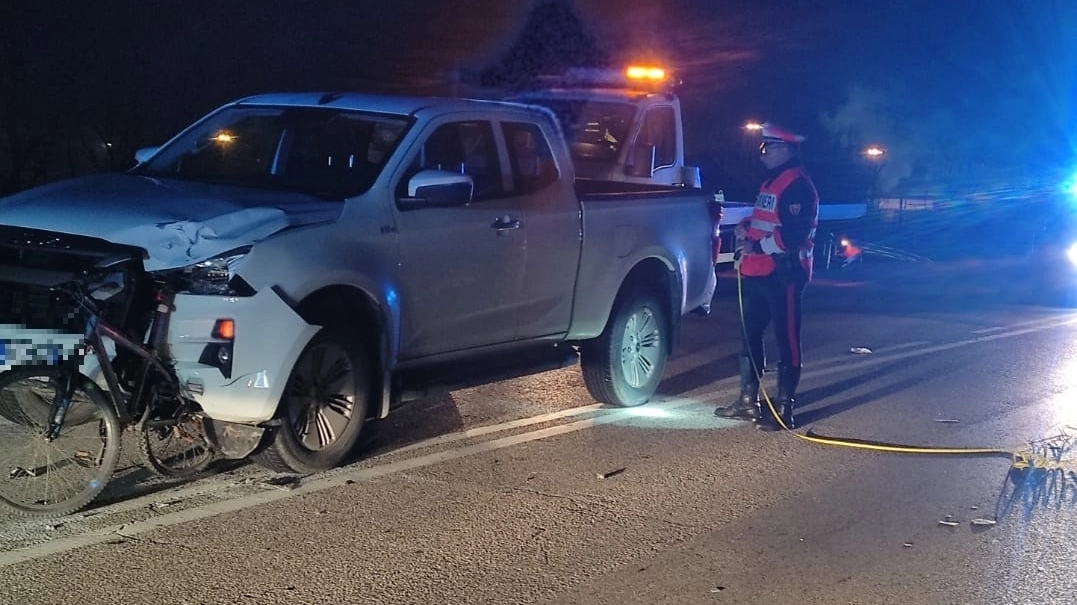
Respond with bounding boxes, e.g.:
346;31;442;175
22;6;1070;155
0;337;73;370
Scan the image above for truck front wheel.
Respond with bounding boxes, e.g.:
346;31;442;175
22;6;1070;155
254;332;371;474
580;289;669;407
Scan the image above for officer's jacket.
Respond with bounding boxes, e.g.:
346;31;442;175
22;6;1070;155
741;158;820;280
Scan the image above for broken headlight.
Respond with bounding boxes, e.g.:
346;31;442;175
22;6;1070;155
156;247;256;296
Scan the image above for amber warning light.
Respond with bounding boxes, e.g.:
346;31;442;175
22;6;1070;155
625;66;666;82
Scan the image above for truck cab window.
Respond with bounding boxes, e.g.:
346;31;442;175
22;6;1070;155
407;121;504;202
637;106;676;169
503;121;559;195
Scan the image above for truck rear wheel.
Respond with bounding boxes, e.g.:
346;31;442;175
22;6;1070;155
254;331;370;474
580;289;669;407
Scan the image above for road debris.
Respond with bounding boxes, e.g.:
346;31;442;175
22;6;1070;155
849;347;873;354
938;513;960;527
263;475;303;490
903;542;913;548
151;498;183;510
596;467;627;480
933;419;960;423
971;518;997;527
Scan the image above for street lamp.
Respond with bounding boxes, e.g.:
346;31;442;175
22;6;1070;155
864;145;885;159
863;145;887;215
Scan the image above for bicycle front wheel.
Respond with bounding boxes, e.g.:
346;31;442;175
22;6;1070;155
0;365;121;518
139;408;214;478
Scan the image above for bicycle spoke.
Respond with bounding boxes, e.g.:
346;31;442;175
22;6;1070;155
0;367;120;517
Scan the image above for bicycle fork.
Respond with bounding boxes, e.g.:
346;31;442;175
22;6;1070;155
41;321;111;468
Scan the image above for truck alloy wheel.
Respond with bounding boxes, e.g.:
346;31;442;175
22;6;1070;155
581;289;669;407
254;332;370;474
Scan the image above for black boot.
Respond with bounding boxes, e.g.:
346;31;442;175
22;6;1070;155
715;356;760;421
756;364;799;431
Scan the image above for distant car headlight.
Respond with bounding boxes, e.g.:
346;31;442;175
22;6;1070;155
1068;242;1077;268
154;247;255;296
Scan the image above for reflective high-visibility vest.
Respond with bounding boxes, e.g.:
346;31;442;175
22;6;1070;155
740;166;819;279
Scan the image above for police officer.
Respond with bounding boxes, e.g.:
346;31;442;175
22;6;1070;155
714;123;819;431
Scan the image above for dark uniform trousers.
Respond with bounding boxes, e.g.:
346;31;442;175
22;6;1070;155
740;253;806;377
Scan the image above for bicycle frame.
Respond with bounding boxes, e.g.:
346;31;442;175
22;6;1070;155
47;282;179;436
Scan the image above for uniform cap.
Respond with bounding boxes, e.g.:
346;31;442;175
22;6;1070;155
761;122;805;144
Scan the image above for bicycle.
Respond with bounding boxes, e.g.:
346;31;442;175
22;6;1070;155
0;254;217;517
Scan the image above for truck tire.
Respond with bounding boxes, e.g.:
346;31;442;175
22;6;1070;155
254;331;371;474
580;289;669;407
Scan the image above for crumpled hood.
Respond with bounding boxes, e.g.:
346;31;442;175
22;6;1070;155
0;173;343;271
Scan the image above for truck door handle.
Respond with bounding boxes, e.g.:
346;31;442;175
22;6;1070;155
491;216;521;232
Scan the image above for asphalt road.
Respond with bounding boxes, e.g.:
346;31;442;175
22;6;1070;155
2;258;1076;605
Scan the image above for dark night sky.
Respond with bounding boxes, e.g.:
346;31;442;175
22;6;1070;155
2;0;1075;199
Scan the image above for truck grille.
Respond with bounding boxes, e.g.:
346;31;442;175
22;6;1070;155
0;226;147;332
0;285;84;332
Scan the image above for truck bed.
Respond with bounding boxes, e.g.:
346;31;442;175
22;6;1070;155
568;183;714;340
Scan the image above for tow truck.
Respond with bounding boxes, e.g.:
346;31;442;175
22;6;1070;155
506;65;868;268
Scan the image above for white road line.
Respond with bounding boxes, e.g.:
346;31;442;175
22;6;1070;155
867;341;931;354
972;314;1077;334
390;403;606;456
0;395;720;568
2;314;1074;567
804;316;1077;381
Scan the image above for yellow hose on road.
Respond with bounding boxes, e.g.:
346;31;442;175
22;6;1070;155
734;267;1076;472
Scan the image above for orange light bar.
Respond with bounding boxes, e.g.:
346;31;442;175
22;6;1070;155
625;66;666;82
212;319;235;340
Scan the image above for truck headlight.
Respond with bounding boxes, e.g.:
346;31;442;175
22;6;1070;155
156;247;255;296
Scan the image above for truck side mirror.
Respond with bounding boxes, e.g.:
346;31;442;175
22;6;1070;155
398;169;474;210
681;166;702;188
625;144;656;178
134;146;159;164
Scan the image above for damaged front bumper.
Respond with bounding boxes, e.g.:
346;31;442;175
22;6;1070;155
168;288;319;425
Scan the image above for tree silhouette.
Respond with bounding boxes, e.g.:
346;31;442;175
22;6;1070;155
478;0;609;92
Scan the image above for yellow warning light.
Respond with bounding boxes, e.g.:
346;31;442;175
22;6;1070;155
625;66;666;82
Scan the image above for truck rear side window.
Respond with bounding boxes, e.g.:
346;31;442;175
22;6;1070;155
637;106;676;169
502;122;559;195
522;99;634;163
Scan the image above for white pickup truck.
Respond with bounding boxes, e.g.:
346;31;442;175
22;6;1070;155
508;66;866;267
0;90;717;474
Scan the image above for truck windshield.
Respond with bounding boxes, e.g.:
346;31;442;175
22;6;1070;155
131;106;411;199
520;99;635;164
